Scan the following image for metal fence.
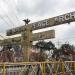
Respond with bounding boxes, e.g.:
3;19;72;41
1;61;75;75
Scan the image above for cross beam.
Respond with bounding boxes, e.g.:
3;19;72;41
7;11;75;36
0;30;55;45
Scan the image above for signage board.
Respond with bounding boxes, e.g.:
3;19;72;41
7;11;75;36
1;30;55;45
32;30;55;41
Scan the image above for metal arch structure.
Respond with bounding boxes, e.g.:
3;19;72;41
7;11;75;36
5;11;75;62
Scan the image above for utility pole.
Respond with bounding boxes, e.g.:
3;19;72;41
56;40;62;48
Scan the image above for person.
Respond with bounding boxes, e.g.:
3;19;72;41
1;44;14;62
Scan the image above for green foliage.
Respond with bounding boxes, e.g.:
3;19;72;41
35;41;55;51
61;44;73;51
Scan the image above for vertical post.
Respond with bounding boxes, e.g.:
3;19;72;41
43;62;45;75
21;26;32;62
54;63;56;75
62;62;65;75
55;62;58;75
3;63;6;75
74;62;75;74
41;63;44;75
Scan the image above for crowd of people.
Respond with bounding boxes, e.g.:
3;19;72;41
0;44;24;62
0;41;75;62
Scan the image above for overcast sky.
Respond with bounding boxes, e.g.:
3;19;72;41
0;0;75;46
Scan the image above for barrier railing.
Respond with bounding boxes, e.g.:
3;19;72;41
0;61;75;75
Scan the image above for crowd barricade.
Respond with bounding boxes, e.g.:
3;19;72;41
0;61;75;75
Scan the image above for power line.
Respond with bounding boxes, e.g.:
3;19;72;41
0;8;15;27
0;2;14;27
0;2;15;27
0;15;11;27
5;0;21;25
0;34;5;39
12;0;21;24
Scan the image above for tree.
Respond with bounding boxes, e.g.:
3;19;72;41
60;44;74;55
35;41;47;51
33;41;56;61
52;43;75;61
45;41;55;51
33;41;48;61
